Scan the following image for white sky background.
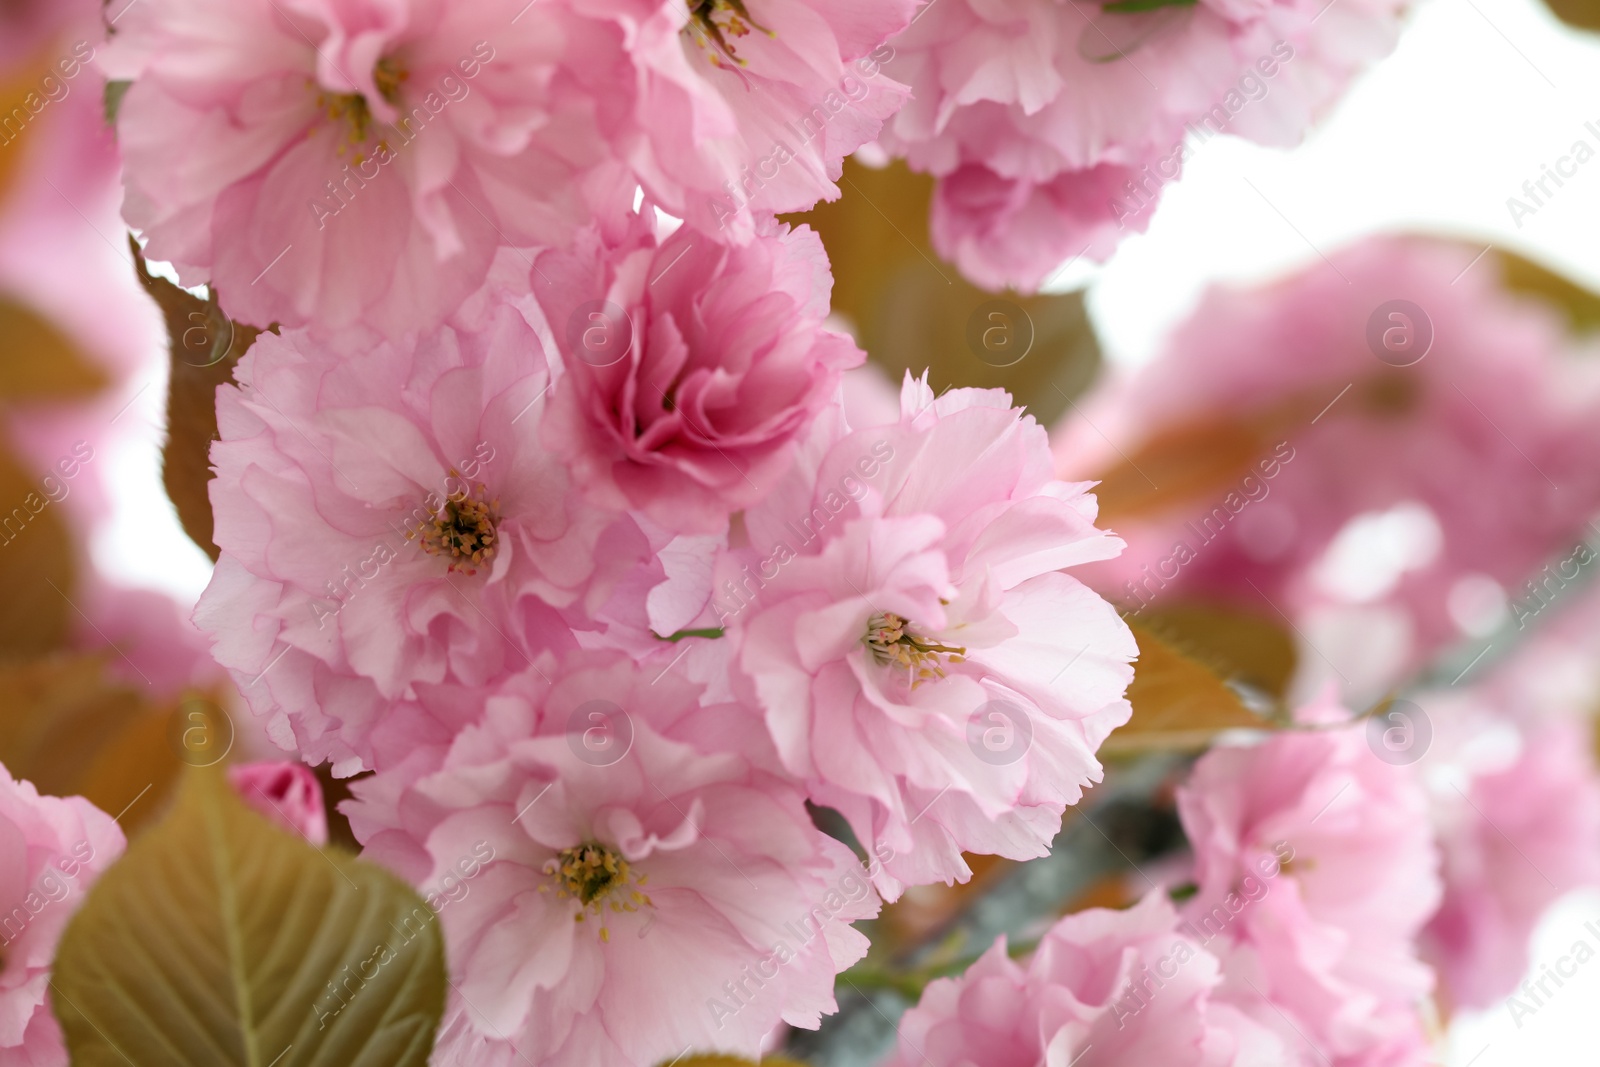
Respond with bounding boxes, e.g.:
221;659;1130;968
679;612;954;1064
93;0;1600;1059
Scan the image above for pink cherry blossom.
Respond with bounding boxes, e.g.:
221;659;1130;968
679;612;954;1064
227;760;329;845
887;891;1271;1067
556;0;917;242
928;160;1164;293
344;652;877;1067
1177;699;1441;1066
536;216;863;534
877;0;1406;289
1421;712;1600;1010
71;582;227;699
733;375;1135;897
194;304;622;774
1056;235;1600;689
102;0;623;339
0;765;126;1067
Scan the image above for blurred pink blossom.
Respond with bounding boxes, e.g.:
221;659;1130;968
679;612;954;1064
1420;711;1600;1010
887;891;1281;1067
0;765;126;1067
1057;235;1600;687
1178;699;1441;1066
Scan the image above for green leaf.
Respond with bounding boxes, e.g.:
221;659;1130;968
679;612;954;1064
104;80;131;127
52;767;446;1067
653;627;726;642
1101;0;1196;13
132;239;267;561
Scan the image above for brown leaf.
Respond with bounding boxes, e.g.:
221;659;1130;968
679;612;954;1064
1101;620;1270;755
131;240;265;561
1539;0;1600;33
1091;401;1315;524
1494;246;1600;335
876;852;1016;950
0;295;110;401
1135;601;1298;701
0;55;48;211
1092;240;1600;527
0;439;75;656
0;653;188;835
787;159;1101;424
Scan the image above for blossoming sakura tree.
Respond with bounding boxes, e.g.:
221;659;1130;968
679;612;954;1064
3;0;1600;1065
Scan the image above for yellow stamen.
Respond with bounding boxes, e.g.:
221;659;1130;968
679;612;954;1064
409;474;500;575
543;842;655;943
863;612;967;688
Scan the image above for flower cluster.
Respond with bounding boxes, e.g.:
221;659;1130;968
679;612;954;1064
90;0;1596;1063
875;0;1408;289
107;4;1148;1060
194;296;1137;1059
890;703;1444;1067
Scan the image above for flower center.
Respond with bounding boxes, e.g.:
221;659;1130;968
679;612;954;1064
315;55;408;156
863;612;967;686
541;842;654;943
410;478;499;575
686;0;768;66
